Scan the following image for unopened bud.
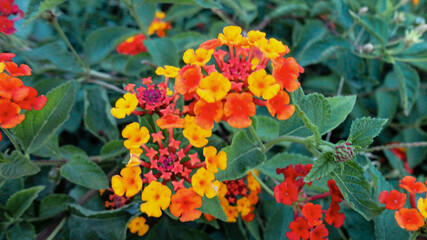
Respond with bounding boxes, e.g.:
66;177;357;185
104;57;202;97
362;43;374;53
393;12;405;24
334;142;354;162
358;6;369;15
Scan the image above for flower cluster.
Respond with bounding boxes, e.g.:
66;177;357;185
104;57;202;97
0;53;47;142
274;164;345;239
116;11;171;55
378;176;427;231
170;25;303;129
0;0;24;35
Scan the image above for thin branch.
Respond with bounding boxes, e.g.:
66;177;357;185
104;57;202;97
211;8;240;27
365;141;427;152
85;79;127;94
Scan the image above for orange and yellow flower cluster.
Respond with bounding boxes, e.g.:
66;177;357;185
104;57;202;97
170;25;303;129
0;53;47;142
379;176;427;231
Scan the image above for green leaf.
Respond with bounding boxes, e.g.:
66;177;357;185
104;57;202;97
134;2;156;32
13;81;78;153
259;153;314;181
84;86;119;142
166;5;203;21
141;0;222;8
254;116;279;141
384;150;408;177
84;27;138;64
171;32;209;52
297;37;351;67
25;0;66;24
59;145;88;159
320;95;356;134
144;38;179;67
264;205;293;240
6;186;45;218
6;222;36;240
39;194;74;219
100;140;127;161
215;131;266;181
68;203;136;218
375;91;398;120
392;62;420;116
245;216;261;240
267;3;308;19
347;117;387;149
198;196;227;222
0;151;40;179
332;161;385;220
343;207;376;240
349;12;389;45
60;155;108;190
305;152;336;182
403;129;426;168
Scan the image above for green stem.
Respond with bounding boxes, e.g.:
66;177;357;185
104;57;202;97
380;0;408;16
51;18;87;71
46;217;67;240
2;129;23;154
250;170;274;197
128;0;150;38
337;227;349;240
264;135;308;151
248;125;266;152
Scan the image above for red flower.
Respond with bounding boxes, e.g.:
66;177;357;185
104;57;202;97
328;179;343;203
310;224;329;240
272;57;304;92
169;188;202;222
193;99;223;130
325;202;345;228
274;181;298;205
0;16;16;35
0;99;24;128
302;203;323;227
378;190;407;210
3;62;31;76
0;73;28;101
266;90;295;120
286;217;310;240
224;92;256;129
14;87;47;111
399;176;427;195
0;53;15;62
116;34;147;55
175;65;203;95
394;208;424;231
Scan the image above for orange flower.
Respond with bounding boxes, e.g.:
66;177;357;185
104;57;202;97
0;99;24;128
183;48;214;66
395;208;424;231
14;87;47;111
222;203;239;222
378;190;407;210
218;26;244;46
183;116;212;148
169;188;202;222
140;181;172;217
193;99;223;130
247;171;261;193
236;197;251;216
156;114;185;129
302;203;323;227
175;65;203;95
122;122;150;149
399;176;427;194
247;69;280;100
191;167;220;198
196;72;231;103
256;38;289;59
199;39;221;50
111;166;142;197
0;73;28;101
128;217;149;236
224;92;256;128
3;62;31;77
203;146;227;173
266;90;295;120
272;57;304;92
117;34;147;55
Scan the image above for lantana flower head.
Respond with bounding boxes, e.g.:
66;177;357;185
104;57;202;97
170;188;202;222
394;208;424;231
117;34;147;56
128;217;149;236
111;166;143;197
0;1;24;35
378;190;407;210
148;11;171;37
140;181;172;217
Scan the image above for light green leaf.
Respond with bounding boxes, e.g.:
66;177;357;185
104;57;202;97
171;32;209;52
198;196;227;222
100;140;127;161
321;95;356;134
305;152;336;182
297;37;351;66
215;131;266;181
392;62;420;116
39;194;74;219
60;155;108;190
84;86;119;142
0;151;40;179
25;0;66;24
144;38;179;67
332;161;385;220
6;186;45;218
347;117;387;149
254;116;279;141
13;81;78;153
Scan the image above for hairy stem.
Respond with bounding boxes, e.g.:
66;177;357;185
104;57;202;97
250;170;275;197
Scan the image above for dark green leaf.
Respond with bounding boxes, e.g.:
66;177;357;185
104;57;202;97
68;203;136;218
347;117;387;149
305;152;336;182
375;91;398;120
0;151;40;179
264;205;293;240
39;194;74;219
198;196;227;222
142;0;221;8
6;222;36;240
144;38;179;67
392;62;420;116
321;95;356;134
60;155;108;189
350;13;389;45
254;116;279;141
100;140;127;161
297;37;351;67
6;186;45;218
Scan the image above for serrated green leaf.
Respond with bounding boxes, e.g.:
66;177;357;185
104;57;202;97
321;95;356;134
254;116;279;141
84;27;138;64
215;131;266;181
350;13;389;45
39;194;74;219
100;140;127;161
25;0;66;24
0;151;40;179
392;62;420;116
84;86;119;142
144;38;179;67
332;161;385;220
68;203;136;218
60;155;108;190
6;222;35;240
347;117;387;149
6;186;45;218
297;37;351;66
13;81;78;153
198;196;227;222
305;152;336;182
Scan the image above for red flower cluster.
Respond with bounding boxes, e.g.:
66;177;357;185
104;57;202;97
116;34;147;55
274;164;345;239
0;53;47;142
0;0;24;35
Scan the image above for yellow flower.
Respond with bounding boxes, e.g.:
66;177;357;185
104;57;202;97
183;116;211;148
110;93;138;119
237;197;252;216
218;26;244;46
155;65;180;78
140;181;171;218
248;69;280;100
128;217;149;236
256;38;289;59
127;152;141;167
111;166;142;197
183;48;214;66
0;62;4;73
156;11;166;19
196;72;231;103
251;57;260;71
418;197;427;218
413;0;419;5
204;146;227;173
247;170;261;193
122;122;150;150
222;203;239;222
247;30;266;46
192;168;220;198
